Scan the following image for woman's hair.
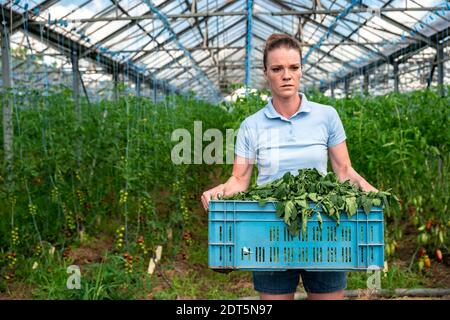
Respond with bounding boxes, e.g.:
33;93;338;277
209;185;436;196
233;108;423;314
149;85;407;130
263;33;302;70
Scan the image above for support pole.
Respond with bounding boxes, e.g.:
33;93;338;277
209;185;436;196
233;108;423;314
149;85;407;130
393;62;399;93
113;67;119;101
244;0;253;89
363;72;369;95
344;77;349;98
152;78;157;102
136;75;141;97
427;54;437;89
71;50;80;116
1;21;13;186
437;43;444;96
71;50;82;166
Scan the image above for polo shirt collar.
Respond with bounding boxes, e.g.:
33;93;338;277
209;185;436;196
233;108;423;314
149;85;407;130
264;93;312;120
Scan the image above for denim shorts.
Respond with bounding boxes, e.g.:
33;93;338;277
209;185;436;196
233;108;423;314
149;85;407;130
253;269;347;295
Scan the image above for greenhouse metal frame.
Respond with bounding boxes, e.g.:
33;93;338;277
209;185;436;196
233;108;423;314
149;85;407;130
1;0;449;102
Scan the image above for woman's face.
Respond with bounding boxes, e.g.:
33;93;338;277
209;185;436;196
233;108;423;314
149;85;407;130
264;47;302;99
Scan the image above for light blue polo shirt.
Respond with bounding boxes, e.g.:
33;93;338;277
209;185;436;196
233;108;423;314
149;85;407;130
235;93;346;186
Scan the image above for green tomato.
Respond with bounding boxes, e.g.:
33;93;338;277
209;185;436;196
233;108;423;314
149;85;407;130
385;245;391;257
439;230;445;245
390;243;396;255
418;260;424;272
418;233;429;245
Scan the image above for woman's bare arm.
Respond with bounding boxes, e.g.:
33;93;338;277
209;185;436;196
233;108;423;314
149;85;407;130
201;155;254;211
328;141;378;192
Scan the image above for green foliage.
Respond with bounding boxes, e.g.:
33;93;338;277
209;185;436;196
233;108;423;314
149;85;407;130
347;262;427;291
0;85;448;298
0;87;228;286
226;87;449;255
228;168;399;236
308;89;450;254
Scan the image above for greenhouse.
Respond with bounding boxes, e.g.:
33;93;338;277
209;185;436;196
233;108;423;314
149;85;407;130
0;0;449;301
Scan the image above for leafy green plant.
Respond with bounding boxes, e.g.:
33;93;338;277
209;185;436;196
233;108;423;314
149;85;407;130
0;85;448;298
229;168;399;236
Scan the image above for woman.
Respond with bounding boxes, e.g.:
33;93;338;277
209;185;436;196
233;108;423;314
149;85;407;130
201;33;378;300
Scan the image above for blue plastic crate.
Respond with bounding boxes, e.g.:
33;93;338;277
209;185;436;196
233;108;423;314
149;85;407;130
208;200;384;272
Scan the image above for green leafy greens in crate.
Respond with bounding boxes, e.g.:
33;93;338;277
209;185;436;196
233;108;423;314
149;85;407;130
227;169;399;237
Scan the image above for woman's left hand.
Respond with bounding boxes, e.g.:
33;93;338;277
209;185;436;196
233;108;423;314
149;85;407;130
329;141;378;193
361;184;379;193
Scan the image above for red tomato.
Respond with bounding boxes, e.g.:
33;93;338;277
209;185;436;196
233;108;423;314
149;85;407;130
436;249;443;262
418;247;426;258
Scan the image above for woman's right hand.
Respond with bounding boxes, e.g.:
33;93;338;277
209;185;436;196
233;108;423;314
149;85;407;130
201;184;226;211
201;155;254;212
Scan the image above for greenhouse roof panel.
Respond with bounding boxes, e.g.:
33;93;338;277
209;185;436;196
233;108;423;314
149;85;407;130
1;0;449;99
